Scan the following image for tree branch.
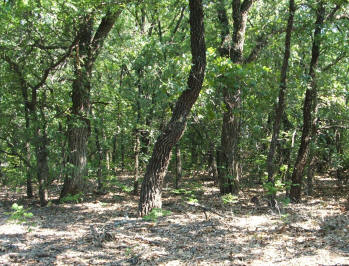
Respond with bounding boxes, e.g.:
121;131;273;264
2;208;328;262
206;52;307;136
321;52;347;72
91;9;122;57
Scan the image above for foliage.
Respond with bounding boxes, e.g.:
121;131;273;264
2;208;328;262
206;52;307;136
60;193;84;204
0;0;348;210
142;208;172;222
5;203;33;224
221;193;238;205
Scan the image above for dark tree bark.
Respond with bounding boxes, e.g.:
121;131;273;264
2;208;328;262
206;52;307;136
290;2;325;202
138;0;206;216
60;11;121;198
24;107;33;198
266;0;295;205
133;129;141;194
217;0;257;195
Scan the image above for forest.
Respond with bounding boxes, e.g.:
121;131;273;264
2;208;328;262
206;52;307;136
0;0;348;265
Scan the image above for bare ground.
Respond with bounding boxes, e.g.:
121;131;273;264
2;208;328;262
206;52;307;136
0;174;348;265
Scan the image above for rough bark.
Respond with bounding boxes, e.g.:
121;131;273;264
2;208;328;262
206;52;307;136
217;0;256;195
60;11;120;198
290;2;325;202
138;0;206;216
266;0;295;205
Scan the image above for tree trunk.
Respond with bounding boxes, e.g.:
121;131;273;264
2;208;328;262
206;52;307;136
133;130;141;194
175;144;182;189
266;0;295;205
290;2;325;202
35;135;49;206
208;144;219;184
138;0;206;216
112;133;118;172
22;85;33;198
217;0;256;195
95;126;103;192
120;129;125;172
307;154;316;196
25;142;33;198
60;11;120;198
34;112;49;206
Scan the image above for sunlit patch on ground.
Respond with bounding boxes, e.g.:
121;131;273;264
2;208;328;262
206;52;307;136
0;174;348;265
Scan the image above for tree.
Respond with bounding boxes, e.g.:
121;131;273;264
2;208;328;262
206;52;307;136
289;1;325;202
60;9;122;198
138;0;206;216
266;0;296;205
216;0;258;194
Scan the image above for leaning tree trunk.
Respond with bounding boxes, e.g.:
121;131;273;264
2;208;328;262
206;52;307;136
266;0;295;206
217;0;256;195
138;0;206;216
290;2;325;202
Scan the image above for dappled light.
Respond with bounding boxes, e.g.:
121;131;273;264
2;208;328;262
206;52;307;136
0;0;348;264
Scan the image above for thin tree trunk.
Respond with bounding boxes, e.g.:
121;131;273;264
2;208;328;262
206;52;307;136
335;129;344;186
95;126;103;192
208;144;219;184
121;128;125;172
175;144;182;189
290;2;325;202
217;0;256;195
266;0;295;206
33;102;50;206
133;130;140;194
22;85;33;198
138;0;206;216
35;129;49;206
112;133;117;172
25;142;33;198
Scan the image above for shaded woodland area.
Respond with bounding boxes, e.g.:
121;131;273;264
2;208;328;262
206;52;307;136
0;0;349;265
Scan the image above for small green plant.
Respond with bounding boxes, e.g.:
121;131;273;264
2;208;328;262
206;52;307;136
280;213;290;224
6;203;33;224
171;188;198;202
107;176;133;193
187;197;198;204
125;247;134;257
120;184;133;193
281;197;290;206
143;208;172;222
60;192;84;203
221;193;238;204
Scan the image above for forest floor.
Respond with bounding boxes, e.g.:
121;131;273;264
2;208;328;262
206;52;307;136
0;173;348;265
